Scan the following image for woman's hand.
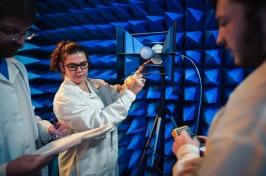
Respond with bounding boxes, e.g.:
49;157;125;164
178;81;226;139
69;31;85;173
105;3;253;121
122;60;151;94
126;73;145;94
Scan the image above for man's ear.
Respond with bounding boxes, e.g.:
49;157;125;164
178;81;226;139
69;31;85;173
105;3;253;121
59;62;65;73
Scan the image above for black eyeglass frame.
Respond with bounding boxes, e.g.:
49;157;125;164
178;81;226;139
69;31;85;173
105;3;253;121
0;25;36;41
65;61;89;71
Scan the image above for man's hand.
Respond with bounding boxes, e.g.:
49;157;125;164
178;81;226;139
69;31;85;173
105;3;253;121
196;135;207;145
6;155;54;176
48;120;71;139
172;130;200;155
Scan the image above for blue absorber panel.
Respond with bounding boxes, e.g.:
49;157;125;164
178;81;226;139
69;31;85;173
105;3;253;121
224;68;244;85
204;49;222;66
185;68;200;84
185;50;202;64
186;8;203;30
203;106;220;125
184;86;198;101
205;30;218;48
183;105;197;121
185;31;203;48
204;87;220;103
204;68;221;85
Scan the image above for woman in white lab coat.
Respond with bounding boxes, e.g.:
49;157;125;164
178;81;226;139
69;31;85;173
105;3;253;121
50;41;145;176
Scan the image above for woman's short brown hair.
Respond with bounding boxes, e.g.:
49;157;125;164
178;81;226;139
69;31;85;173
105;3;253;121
50;41;89;71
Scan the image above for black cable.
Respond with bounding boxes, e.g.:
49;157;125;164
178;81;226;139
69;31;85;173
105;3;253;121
179;54;203;135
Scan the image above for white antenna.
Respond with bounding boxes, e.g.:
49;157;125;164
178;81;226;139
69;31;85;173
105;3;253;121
140;44;163;64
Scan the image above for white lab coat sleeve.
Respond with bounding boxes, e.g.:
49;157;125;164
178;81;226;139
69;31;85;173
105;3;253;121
0;163;7;176
35;115;53;143
54;86;135;131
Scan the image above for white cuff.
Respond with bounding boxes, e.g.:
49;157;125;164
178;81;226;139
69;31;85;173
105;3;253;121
124;90;136;102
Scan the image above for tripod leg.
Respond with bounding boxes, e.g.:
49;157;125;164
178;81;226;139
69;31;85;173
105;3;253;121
137;114;159;174
150;117;161;167
148;117;162;176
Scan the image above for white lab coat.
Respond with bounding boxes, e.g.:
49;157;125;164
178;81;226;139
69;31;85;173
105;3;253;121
0;58;52;176
53;76;136;176
173;61;266;176
198;61;266;176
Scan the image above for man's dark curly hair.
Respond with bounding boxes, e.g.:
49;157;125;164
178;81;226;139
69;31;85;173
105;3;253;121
0;0;36;24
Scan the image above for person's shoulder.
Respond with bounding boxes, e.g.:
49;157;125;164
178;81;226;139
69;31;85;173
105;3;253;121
55;81;79;98
7;57;29;81
89;78;108;89
8;57;27;72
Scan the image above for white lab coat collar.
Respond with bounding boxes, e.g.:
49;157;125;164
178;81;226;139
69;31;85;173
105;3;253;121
63;76;98;97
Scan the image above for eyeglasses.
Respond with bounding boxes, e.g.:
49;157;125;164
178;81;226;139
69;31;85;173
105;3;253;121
0;26;36;42
12;30;36;41
65;61;89;71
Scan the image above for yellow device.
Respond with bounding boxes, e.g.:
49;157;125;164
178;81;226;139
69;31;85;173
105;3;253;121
171;126;194;138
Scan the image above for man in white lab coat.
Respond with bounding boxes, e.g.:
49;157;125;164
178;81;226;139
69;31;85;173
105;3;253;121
0;0;69;175
172;0;266;175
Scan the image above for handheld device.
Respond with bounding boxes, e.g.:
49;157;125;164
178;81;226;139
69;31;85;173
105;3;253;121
172;126;206;155
171;126;194;138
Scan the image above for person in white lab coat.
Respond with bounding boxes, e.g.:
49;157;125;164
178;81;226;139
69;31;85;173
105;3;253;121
172;0;266;175
50;41;146;176
0;1;70;176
